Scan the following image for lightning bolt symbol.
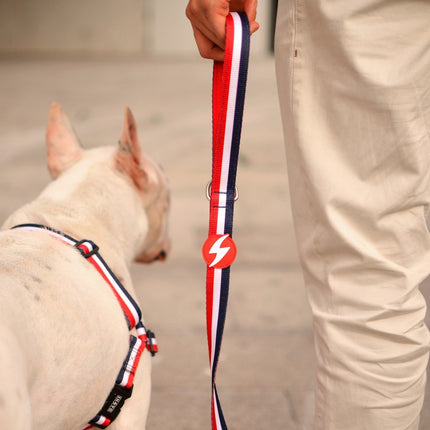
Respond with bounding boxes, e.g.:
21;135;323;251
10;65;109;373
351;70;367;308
208;234;231;268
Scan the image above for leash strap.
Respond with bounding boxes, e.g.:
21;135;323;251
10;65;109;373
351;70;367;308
202;12;250;430
11;223;158;429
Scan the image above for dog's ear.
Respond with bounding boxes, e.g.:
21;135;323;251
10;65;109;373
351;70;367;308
46;102;83;179
115;107;150;191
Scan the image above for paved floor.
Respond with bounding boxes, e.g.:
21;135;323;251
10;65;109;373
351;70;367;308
0;56;429;429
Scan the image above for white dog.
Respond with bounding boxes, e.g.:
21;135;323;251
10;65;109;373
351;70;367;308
0;103;170;430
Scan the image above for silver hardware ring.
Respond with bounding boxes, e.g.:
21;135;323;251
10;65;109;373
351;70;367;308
206;181;239;202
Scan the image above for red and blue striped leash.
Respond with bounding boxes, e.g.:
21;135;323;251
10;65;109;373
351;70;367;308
11;223;157;429
202;12;250;430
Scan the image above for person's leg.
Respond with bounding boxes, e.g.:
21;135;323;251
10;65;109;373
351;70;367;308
275;1;430;428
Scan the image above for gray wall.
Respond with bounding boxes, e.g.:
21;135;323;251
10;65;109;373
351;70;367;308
0;0;273;58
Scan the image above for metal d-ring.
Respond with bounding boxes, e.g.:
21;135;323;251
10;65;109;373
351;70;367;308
206;181;239;202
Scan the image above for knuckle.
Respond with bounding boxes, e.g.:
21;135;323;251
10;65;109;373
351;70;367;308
199;47;213;59
185;2;198;19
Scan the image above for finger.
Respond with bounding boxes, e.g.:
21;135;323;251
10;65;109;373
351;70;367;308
249;20;260;35
227;0;258;35
195;19;226;51
186;2;227;49
192;26;225;61
243;0;260;35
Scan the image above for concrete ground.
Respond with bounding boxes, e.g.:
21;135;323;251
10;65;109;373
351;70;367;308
0;56;430;429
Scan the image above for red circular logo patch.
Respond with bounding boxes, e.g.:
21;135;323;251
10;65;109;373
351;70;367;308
202;234;237;269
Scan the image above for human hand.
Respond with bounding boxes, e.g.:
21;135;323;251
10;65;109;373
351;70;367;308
186;0;259;61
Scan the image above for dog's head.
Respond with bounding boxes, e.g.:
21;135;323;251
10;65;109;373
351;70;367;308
45;102;170;263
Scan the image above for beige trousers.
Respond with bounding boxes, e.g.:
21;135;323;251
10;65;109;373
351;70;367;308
275;1;430;429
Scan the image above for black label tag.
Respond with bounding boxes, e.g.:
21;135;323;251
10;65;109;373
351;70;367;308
91;384;134;427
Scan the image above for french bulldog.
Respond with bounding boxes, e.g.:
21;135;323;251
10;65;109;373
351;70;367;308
0;103;170;430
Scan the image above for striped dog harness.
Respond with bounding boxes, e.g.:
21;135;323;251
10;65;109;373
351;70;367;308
11;223;158;429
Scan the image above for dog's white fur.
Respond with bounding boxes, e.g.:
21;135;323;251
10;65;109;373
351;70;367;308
0;103;170;430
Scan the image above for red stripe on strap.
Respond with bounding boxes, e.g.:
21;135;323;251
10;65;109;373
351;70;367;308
86;256;137;328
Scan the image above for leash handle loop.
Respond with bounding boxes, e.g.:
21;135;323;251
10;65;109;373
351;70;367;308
204;12;250;430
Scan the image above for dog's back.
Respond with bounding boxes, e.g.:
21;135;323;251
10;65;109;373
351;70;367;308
0;224;135;429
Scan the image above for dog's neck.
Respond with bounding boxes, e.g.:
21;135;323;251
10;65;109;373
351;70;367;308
2;150;148;272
